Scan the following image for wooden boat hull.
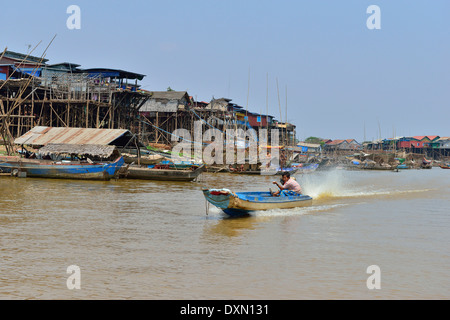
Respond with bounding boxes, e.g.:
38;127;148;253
0;155;20;173
439;165;450;169
203;188;313;217
122;164;205;181
0;155;124;181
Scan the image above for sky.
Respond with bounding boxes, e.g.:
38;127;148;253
1;0;449;142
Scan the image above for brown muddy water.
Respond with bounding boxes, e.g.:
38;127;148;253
0;168;449;299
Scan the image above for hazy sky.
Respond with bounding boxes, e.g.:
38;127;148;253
1;0;449;142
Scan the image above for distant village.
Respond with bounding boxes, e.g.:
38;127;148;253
316;136;450;158
1;49;449;164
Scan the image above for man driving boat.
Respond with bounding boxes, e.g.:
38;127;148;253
271;172;302;197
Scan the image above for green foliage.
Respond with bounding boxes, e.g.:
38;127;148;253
305;136;325;147
305;136;321;143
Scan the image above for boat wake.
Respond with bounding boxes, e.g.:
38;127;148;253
255;203;350;217
204;169;437;219
300;170;435;202
310;188;435;201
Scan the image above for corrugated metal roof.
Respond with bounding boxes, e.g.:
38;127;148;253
15;127;131;146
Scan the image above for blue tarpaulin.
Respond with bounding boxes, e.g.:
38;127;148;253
16;68;41;77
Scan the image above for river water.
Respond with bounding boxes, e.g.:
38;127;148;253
0;168;448;299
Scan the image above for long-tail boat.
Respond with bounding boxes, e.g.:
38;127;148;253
202;188;313;217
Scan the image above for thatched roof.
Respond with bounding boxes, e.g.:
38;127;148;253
38;143;117;158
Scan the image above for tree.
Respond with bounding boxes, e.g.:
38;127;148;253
305;136;321;143
305;136;325;147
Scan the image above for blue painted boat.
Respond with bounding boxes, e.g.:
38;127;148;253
203;188;313;217
0;155;124;180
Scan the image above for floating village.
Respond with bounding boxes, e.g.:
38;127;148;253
1;49;449;216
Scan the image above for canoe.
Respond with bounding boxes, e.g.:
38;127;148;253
0;155;124;180
202;188;313;217
439;165;450;169
121;164;205;181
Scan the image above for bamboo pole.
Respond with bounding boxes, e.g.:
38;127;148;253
0;36;55;155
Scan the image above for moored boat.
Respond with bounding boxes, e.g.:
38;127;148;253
421;157;433;169
0;144;124;180
202;188;313;217
0;155;124;180
121;164;205;181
